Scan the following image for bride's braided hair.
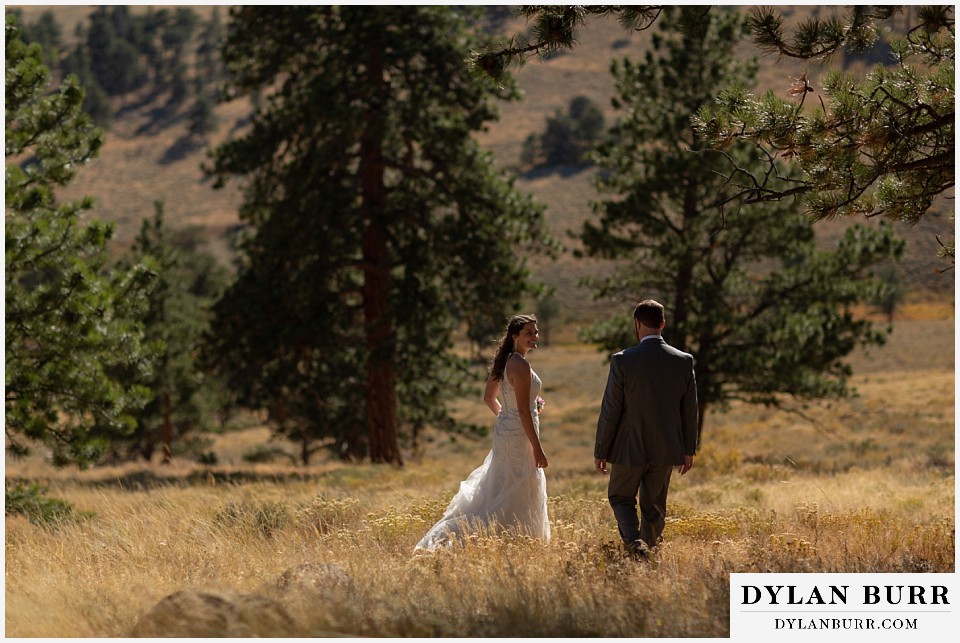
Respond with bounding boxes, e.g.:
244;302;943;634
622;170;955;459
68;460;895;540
489;314;538;382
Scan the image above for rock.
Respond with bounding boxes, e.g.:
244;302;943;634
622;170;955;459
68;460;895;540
131;589;298;637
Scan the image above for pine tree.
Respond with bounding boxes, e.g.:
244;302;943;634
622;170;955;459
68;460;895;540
521;94;606;168
139;8;166;87
61;44;112;127
168;59;190;106
196;8;224;85
578;9;904;431
85;7;145;97
162;7;200;101
5;16;155;467
206;6;551;465
187;91;218;138
113;204;231;463
694;6;954;260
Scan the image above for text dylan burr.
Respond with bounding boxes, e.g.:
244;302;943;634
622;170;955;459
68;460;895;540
741;584;949;606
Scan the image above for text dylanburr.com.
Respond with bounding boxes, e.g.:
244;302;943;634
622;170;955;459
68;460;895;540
730;573;958;640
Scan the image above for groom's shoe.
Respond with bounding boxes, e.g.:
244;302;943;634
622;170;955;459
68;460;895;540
626;539;650;560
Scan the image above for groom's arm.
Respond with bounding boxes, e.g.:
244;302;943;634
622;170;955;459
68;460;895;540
594;354;625;461
681;356;699;455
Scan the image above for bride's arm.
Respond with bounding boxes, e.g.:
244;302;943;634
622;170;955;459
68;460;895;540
507;358;549;469
483;376;501;415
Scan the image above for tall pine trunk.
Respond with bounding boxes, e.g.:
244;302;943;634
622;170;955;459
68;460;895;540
672;175;699;353
300;428;311;466
361;45;401;465
677;174;702;436
161;392;172;464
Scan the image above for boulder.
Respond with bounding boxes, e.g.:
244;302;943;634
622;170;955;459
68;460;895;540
131;589;298;637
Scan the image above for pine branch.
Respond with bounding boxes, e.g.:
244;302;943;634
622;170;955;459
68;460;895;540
474;5;664;80
747;5;899;61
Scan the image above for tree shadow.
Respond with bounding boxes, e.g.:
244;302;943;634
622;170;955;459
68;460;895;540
116;90;166;120
160;134;205;165
6;469;328;492
521;163;593;180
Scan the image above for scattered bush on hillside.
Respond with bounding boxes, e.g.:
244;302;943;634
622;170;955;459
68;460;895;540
521;94;605;170
188;92;218;138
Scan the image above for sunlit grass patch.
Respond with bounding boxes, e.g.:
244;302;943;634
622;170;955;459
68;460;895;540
295;496;363;536
667;510;741;539
367;503;435;546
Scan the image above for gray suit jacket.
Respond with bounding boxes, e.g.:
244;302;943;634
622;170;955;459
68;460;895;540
594;336;699;466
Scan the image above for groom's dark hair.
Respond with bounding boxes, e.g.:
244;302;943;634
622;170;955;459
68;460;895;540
634;300;665;328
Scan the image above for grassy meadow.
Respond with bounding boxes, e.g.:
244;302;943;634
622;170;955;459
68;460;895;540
4;317;954;637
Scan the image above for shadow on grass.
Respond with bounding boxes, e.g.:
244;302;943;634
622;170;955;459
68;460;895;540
6;468;330;492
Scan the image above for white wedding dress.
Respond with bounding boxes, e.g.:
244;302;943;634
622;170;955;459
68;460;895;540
415;359;550;550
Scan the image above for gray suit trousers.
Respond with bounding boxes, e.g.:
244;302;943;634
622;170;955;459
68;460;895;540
608;462;673;548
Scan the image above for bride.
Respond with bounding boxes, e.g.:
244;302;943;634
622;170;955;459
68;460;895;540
415;314;550;550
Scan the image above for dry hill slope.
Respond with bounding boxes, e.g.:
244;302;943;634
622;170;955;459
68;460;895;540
14;5;955;324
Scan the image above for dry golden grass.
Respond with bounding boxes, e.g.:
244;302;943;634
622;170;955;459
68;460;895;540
4;466;953;637
5;465;952;637
5;319;953;637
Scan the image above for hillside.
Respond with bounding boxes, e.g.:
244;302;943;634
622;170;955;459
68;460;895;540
12;5;955;329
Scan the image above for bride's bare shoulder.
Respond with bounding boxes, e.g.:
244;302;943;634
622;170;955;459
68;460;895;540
505;354;530;379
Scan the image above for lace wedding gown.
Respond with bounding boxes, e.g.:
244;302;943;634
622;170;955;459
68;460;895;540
415;360;550;550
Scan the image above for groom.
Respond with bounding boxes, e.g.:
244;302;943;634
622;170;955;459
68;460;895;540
594;300;699;556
